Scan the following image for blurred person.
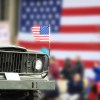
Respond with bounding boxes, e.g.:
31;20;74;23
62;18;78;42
93;62;100;82
42;57;60;100
49;56;60;80
61;58;72;80
73;56;84;78
68;74;84;100
60;74;83;100
92;62;100;99
83;77;92;100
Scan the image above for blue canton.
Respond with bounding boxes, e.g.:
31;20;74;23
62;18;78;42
40;26;49;35
19;0;62;33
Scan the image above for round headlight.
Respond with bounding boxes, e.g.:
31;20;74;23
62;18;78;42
35;59;42;70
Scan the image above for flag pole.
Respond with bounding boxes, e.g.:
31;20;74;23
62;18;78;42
49;24;50;56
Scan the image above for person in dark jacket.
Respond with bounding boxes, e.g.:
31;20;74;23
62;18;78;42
60;74;83;100
73;56;84;78
68;73;84;100
68;74;83;95
61;58;72;80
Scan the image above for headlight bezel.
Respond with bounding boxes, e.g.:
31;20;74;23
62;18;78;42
34;54;49;73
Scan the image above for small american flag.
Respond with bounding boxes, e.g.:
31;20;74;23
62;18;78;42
31;25;50;42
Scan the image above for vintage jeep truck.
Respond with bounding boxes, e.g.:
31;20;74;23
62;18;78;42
0;45;55;100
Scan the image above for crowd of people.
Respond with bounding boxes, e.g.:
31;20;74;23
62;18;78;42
41;56;100;100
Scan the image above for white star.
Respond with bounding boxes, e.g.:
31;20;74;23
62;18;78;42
26;7;30;13
45;20;49;25
33;8;37;12
36;14;40;19
26;20;30;26
39;21;43;25
54;26;58;31
46;7;50;12
22;2;27;6
43;1;47;6
30;14;34;19
49;0;53;5
22;14;27;19
30;2;34;6
55;14;60;19
48;14;52;19
51;20;55;25
56;0;61;5
52;7;57;12
42;14;46;19
33;21;37;25
37;1;41;6
40;7;44;12
22;27;26;31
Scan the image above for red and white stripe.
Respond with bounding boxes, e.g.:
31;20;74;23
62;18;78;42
18;0;100;68
31;25;49;42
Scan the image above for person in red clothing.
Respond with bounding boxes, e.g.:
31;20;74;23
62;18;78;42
49;56;60;80
42;57;60;100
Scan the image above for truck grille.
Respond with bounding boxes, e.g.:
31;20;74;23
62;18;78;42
0;51;38;73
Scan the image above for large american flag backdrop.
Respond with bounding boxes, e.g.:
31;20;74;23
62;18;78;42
18;0;100;68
